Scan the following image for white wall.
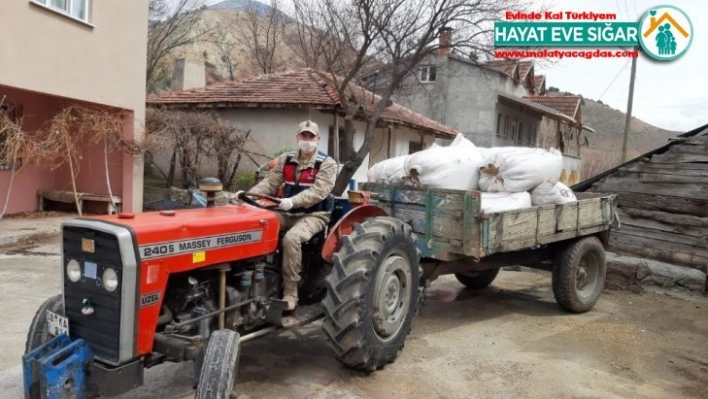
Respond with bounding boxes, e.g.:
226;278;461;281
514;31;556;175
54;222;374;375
150;107;440;193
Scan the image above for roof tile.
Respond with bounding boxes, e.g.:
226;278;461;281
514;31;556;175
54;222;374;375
147;69;458;138
522;95;581;119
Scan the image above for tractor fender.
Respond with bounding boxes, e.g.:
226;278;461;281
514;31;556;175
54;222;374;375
321;204;388;263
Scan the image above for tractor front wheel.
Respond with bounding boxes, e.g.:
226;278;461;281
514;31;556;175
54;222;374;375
322;217;422;371
195;329;241;399
25;294;63;354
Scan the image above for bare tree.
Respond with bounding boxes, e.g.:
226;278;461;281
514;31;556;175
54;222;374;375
147;0;209;92
238;0;288;74
145;108;254;190
293;0;513;195
210;15;240;81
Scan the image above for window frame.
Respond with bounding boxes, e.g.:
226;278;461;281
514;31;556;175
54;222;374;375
30;0;93;26
419;65;437;83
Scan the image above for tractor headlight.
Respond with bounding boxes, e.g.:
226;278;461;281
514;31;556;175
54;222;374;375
66;259;82;282
103;268;119;292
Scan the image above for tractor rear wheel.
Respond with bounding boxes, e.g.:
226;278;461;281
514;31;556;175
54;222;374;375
322;217;421;371
195;329;241;399
25;294;63;354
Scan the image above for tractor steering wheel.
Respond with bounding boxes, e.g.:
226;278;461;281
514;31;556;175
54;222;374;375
237;191;282;210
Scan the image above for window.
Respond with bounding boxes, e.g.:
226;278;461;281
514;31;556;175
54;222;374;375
408;141;423;154
496;113;503;137
419;65;437;82
517;122;523;144
33;0;90;22
508;119;517;142
527;124;537;146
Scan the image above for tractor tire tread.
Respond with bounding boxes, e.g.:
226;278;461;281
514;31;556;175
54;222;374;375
322;216;421;372
552;235;606;314
195;329;241;399
25;294;63;354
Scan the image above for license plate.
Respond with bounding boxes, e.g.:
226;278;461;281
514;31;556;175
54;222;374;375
46;310;69;337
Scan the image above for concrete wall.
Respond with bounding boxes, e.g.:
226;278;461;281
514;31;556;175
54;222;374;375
395;57;537;149
0;1;148;212
0;85;129;214
492;103;543;147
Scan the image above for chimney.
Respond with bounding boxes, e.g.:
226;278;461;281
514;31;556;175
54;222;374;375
171;58;206;91
438;27;452;57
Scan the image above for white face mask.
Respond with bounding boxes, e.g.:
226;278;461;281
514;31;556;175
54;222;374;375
298;140;317;153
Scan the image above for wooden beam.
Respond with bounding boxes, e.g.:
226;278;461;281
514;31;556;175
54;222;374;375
621;206;708;228
593;171;708;200
610;233;708;272
615;192;708;217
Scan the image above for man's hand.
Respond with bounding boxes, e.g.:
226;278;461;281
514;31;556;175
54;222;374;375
278;198;294;211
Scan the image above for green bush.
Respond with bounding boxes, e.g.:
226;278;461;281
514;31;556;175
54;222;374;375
236;172;255;190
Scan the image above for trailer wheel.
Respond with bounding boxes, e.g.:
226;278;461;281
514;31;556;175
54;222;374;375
195;329;241;399
25;294;63;354
323;217;421;371
552;236;606;313
454;268;500;289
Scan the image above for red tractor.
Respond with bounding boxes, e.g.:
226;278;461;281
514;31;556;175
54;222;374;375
22;178;423;398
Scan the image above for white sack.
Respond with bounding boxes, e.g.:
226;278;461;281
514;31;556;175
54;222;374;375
450;132;475;147
531;179;577;206
478;147;563;193
404;139;484;191
367;155;408;184
481;191;532;213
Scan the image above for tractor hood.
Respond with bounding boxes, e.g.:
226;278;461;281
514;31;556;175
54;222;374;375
80;204;281;264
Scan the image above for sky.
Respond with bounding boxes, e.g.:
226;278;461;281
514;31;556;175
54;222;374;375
536;0;708;132
201;0;706;133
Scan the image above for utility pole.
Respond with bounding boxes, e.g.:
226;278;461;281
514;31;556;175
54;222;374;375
621;47;638;163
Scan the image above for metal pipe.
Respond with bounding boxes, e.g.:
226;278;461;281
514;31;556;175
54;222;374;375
172;298;255;329
219;267;228;329
157;305;173;325
240;326;277;343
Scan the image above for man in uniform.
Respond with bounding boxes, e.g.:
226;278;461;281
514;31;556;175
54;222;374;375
238;120;337;311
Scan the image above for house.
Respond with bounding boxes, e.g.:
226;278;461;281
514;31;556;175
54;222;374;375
146;65;458;191
378;28;593;186
0;1;149;214
574;123;708;292
522;94;594;186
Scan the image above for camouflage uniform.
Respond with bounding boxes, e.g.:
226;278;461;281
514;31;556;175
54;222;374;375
249;150;337;283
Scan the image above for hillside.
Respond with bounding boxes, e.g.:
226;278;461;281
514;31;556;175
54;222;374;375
578;98;680;178
581;98;679;154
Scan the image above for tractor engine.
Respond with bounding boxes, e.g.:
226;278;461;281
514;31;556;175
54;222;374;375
157;256;283;337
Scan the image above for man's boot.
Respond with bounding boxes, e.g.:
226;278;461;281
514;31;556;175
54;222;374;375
282;281;299;311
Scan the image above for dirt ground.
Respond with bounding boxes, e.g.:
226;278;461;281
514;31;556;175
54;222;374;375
1;229;707;399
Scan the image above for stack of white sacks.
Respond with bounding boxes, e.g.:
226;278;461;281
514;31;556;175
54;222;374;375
366;133;577;213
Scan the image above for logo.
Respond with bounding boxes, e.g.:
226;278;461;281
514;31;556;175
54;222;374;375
638;5;693;61
140;291;161;307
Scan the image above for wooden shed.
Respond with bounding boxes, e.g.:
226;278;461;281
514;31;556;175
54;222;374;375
573;124;708;290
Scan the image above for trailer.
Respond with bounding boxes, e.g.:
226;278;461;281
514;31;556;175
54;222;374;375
360;183;620;313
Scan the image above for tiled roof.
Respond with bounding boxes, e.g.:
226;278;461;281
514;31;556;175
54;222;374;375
534;75;546;92
147;69;458;138
523;95;581;119
147;70;337;107
517;61;533;81
485;59;518;77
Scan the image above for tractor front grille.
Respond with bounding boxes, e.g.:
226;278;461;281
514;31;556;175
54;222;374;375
62;226;124;364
